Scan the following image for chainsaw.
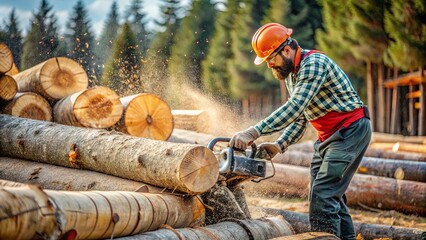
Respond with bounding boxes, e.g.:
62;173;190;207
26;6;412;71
207;137;275;186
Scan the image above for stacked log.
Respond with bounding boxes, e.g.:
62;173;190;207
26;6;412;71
274;151;426;182
172;109;209;132
255;207;426;240
116;93;174;140
0;42;13;74
119;216;294;240
0;114;218;195
0;74;17;102
243;164;426;216
2;92;52;121
0;157;163;192
53;86;123;128
12;57;88;101
0;183;205;239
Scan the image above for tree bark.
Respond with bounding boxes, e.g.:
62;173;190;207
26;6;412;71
274;151;426;182
53;86;123;128
12;57;88;101
0;74;17;102
242;164;426;216
0;114;219;195
0;42;13;74
257;207;426;240
117;93;174;140
172;109;209;133
3;92;52;121
0;184;205;239
0;157;164;192
118;216;294;240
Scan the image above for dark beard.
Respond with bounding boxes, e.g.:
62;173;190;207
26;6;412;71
271;58;293;81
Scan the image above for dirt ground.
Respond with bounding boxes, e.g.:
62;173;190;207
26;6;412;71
246;195;426;231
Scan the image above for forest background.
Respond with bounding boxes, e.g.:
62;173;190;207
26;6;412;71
1;0;425;135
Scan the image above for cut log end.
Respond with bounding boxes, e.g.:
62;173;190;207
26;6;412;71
0;42;13;74
40;57;88;99
0;75;17;101
3;93;52;121
122;93;174;140
73;86;123;128
179;146;219;193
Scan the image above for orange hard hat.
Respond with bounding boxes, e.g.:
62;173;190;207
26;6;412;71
252;23;293;65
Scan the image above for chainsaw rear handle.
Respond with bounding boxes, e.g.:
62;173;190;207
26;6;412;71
207;137;257;158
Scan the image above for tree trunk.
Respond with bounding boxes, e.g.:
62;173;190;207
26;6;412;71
0;157;164;192
272;232;339;240
369;142;426;154
366;60;375;131
365;148;426;162
377;62;385;132
119;216;294;240
172;109;209;133
419;67;426;135
0;42;13;74
257;207;426;240
0;74;17;102
274;151;426;182
0;184;205;239
117;93;173;140
53;86;123;128
242;164;426;216
12;57;88;101
2;92;52;121
0;114;219;195
371;132;426;144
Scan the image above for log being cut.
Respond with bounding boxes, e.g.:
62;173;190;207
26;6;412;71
0;74;17;102
116;93;174;140
54;86;123;128
2;92;52;121
12;57;88;101
118;216;294;240
0;114;218;194
0;184;205;239
0;42;13;74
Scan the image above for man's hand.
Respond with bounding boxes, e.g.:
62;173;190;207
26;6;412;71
229;127;260;150
258;142;282;159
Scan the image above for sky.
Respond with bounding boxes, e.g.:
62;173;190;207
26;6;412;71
0;0;191;38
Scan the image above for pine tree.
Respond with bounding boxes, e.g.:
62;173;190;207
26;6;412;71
95;1;120;75
21;0;61;70
101;23;142;96
3;8;23;69
201;1;239;100
125;0;150;56
227;0;272;100
66;0;96;85
168;0;217;91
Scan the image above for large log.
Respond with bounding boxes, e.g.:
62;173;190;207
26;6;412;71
12;57;88;101
116;93;174;140
365;148;426;162
0;184;205;239
0;157;164;192
53;86;123;128
370;142;426;154
118;216;294;240
274;151;426;182
0;74;17;102
243;164;426;216
255;207;426;240
2;92;52;121
0;42;13;74
371;132;426;145
0;114;219;195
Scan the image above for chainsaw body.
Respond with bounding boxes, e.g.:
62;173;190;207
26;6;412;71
207;138;267;184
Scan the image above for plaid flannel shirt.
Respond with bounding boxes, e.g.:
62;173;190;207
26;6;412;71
254;49;364;151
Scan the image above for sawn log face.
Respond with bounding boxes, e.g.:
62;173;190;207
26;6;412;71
0;114;219;194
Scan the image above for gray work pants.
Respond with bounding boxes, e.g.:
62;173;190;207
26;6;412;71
309;117;371;240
